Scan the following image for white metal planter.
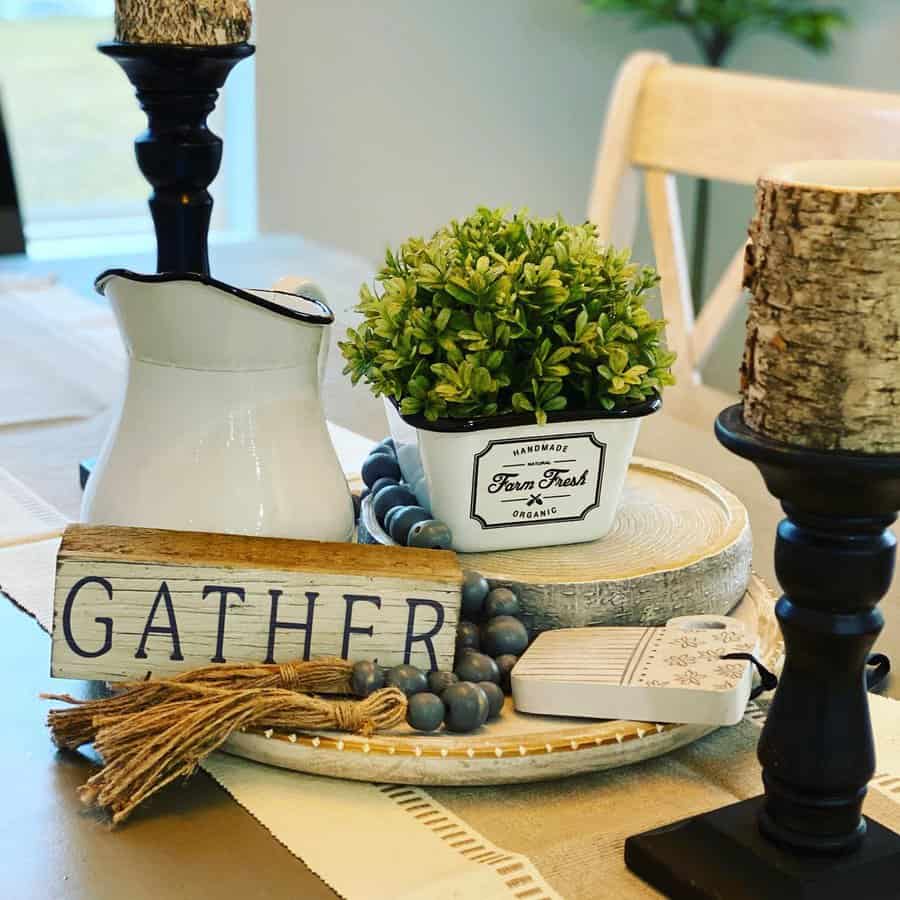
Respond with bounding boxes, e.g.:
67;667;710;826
385;396;660;553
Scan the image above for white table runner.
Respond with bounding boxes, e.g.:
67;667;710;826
0;471;558;900
0;467;68;549
202;754;558;900
0;282;559;898
4;468;900;898
4;280;899;899
0;285;125;427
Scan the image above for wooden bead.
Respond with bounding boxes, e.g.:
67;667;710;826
407;693;445;733
454;652;500;685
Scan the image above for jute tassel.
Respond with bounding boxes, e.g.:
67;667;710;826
43;657;355;750
47;681;407;825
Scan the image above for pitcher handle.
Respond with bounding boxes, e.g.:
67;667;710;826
272;276;330;391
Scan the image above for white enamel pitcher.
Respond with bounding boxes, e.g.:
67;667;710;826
82;270;355;542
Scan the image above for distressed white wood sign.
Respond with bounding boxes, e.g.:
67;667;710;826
51;525;462;681
512;616;759;726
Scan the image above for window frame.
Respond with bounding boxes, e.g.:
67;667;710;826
0;4;258;257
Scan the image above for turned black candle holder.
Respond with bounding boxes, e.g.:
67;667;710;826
98;41;254;275
625;404;900;899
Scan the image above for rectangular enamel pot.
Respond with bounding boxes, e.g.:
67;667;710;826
385;394;661;553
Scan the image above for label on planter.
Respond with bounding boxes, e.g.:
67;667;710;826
469;432;606;529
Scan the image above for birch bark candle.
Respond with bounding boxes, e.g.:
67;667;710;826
741;161;900;453
115;0;252;45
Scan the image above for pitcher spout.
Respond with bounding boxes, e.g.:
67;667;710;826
95;269;334;372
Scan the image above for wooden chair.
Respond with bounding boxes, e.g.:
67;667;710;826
588;52;900;393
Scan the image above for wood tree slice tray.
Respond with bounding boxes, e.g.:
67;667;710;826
362;457;752;632
222;575;778;786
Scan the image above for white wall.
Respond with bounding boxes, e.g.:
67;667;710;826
255;0;900;393
255;0;692;258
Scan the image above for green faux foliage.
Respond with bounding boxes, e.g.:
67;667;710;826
586;1;849;65
586;0;850;313
340;208;676;426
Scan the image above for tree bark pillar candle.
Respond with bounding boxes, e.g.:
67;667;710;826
625;162;900;897
741;161;900;453
115;0;252;46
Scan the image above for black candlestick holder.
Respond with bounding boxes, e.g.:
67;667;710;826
625;404;900;899
98;41;254;275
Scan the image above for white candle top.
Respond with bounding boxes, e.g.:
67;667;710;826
764;159;900;192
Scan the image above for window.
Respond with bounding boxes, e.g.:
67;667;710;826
0;1;255;254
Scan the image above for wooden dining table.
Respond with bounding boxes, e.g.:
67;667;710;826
1;235;897;899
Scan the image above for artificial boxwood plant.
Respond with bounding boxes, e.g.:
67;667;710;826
340;207;675;425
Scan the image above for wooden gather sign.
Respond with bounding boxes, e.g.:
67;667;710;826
51;525;462;681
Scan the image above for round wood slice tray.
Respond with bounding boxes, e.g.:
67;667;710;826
361;456;752;631
222;574;778;786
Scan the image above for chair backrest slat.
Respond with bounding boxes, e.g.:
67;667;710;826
644;168;695;389
588;51;668;245
689;244;747;368
631;62;900;183
590;53;900;390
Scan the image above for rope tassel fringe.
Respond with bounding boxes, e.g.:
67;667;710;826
42;657;356;750
41;658;407;824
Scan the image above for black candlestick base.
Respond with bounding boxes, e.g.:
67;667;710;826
626;404;900;898
98;41;254;275
626;796;900;900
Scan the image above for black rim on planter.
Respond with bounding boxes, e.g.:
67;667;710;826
390;392;661;434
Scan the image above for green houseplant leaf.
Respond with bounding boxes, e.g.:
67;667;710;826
585;1;849;62
340;208;675;425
